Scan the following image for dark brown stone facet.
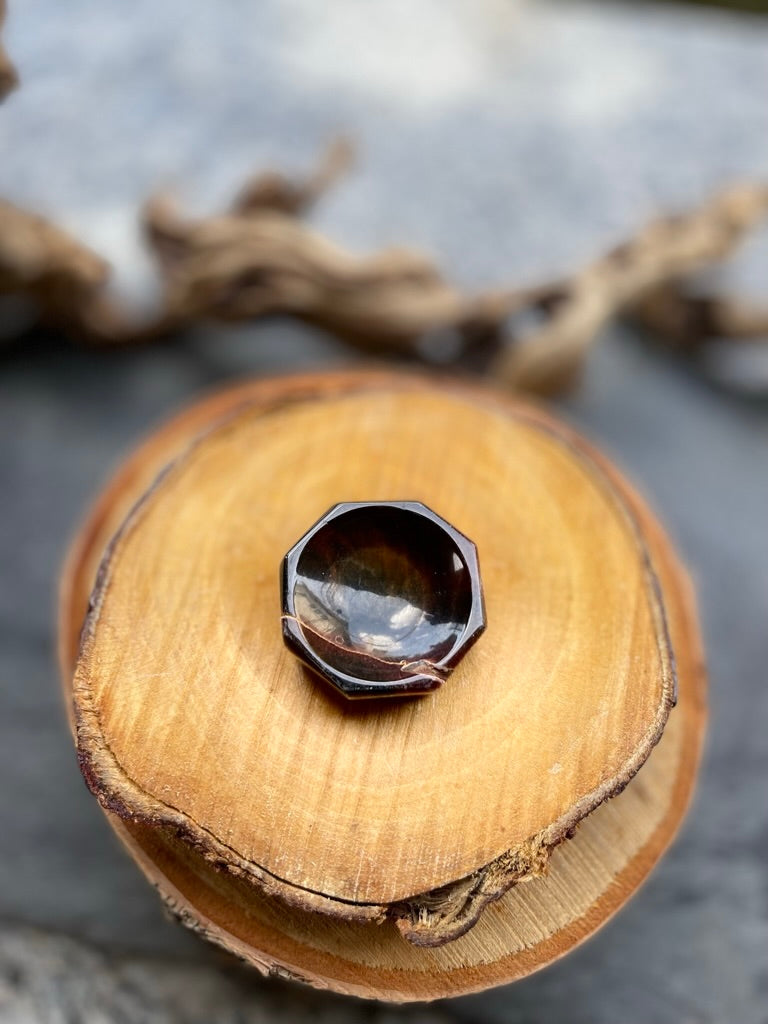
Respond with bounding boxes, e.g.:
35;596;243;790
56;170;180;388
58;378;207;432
281;501;485;699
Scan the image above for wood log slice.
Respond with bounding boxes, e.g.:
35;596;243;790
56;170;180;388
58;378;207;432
59;369;706;1001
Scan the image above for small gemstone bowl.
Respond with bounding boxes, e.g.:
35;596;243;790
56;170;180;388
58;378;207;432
280;501;486;699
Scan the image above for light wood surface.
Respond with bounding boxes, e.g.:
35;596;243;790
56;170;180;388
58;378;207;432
60;370;706;999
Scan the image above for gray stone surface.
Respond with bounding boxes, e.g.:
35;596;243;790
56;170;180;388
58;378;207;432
1;1;767;1021
0;923;452;1024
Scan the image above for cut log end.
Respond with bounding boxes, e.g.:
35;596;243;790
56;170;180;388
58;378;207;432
60;370;706;999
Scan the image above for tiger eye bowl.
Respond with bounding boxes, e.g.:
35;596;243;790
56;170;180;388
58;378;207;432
280;501;486;699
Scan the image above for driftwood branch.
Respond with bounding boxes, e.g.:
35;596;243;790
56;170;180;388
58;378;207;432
231;136;354;216
491;185;768;393
0;200;109;323
0;134;766;394
631;284;768;350
0;0;18;100
1;1;765;392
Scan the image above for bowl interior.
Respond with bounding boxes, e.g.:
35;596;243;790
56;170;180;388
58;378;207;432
292;506;472;683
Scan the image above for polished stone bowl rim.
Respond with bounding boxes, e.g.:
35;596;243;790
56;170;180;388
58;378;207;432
281;500;486;699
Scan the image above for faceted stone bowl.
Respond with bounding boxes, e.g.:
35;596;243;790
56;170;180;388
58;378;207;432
281;501;486;699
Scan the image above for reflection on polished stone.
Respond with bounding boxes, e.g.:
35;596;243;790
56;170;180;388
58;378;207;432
281;502;485;699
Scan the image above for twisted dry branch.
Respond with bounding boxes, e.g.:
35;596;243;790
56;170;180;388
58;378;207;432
1;138;767;395
0;0;17;100
631;284;768;350
491;184;768;393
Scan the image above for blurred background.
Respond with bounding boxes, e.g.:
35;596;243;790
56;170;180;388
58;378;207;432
1;1;767;1022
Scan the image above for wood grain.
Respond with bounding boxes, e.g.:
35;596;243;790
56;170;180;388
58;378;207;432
59;370;706;998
